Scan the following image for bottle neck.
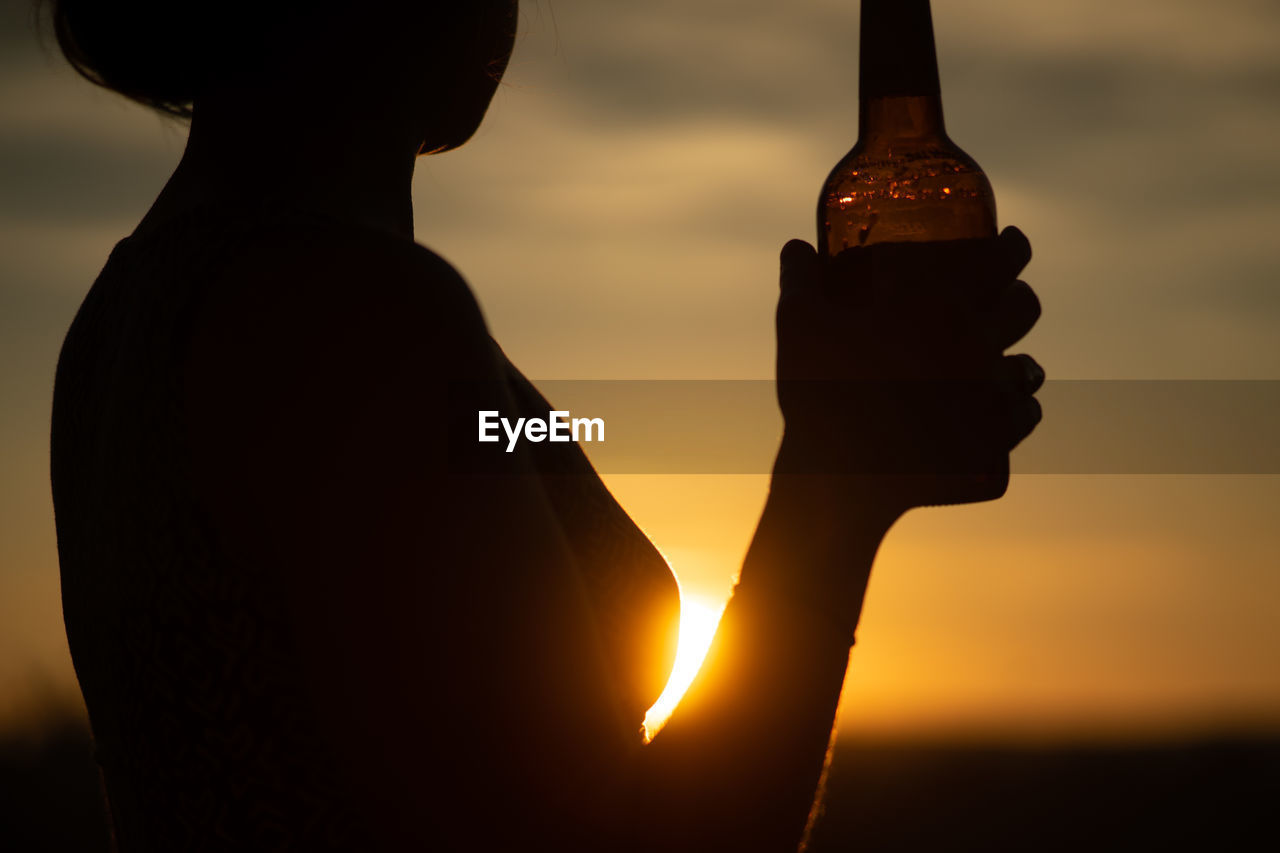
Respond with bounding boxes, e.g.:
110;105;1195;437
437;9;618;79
858;0;946;146
858;95;946;148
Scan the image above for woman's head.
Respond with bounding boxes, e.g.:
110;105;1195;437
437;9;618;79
45;0;518;152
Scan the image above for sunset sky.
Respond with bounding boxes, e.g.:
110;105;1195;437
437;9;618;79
1;0;1277;740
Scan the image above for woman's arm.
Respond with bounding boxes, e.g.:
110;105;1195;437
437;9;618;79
631;230;1041;851
634;465;893;852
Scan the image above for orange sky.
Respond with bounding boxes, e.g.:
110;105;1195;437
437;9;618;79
1;0;1278;738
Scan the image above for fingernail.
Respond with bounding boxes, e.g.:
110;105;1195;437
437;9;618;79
781;239;811;266
1025;358;1044;389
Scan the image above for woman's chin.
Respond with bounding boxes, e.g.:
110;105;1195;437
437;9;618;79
418;126;478;156
417;101;494;156
418;139;459;156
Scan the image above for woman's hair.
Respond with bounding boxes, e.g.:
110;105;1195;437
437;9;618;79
43;0;332;119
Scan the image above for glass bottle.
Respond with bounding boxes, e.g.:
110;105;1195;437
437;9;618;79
818;0;996;254
818;0;1007;503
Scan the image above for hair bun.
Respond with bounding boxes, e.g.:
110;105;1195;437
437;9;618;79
47;0;294;119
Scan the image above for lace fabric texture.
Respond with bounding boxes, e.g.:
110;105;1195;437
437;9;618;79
50;201;677;850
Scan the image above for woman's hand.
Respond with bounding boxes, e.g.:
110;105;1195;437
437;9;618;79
774;226;1044;514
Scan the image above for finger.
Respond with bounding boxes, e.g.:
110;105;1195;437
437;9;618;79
780;239;820;296
830;237;1012;309
1000;393;1043;451
933;228;1031;306
997;226;1033;280
827;243;910;310
914;227;1032;307
986;280;1041;350
989;353;1045;395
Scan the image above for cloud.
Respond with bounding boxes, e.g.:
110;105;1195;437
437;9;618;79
1;0;1277;380
0;126;178;225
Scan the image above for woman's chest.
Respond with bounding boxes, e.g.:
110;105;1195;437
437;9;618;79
497;352;680;722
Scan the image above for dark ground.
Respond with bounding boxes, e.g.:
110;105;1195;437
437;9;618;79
2;719;1276;852
807;735;1279;852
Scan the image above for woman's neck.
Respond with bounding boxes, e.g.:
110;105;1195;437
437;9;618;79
138;91;422;241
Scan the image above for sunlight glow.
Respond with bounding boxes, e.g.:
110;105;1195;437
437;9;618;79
643;595;726;740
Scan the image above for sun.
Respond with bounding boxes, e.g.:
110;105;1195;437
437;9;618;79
642;594;725;739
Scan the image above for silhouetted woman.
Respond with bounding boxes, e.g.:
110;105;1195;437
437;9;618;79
46;2;1042;850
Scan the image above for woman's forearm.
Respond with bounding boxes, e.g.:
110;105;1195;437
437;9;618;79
630;439;899;851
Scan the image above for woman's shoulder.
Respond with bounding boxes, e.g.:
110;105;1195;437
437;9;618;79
186;211;500;383
178;210;508;493
178;215;505;536
223;215;485;334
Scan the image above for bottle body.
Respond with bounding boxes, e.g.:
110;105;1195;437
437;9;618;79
816;0;1006;505
818;99;996;253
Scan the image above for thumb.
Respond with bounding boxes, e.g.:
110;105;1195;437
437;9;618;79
779;239;820;295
